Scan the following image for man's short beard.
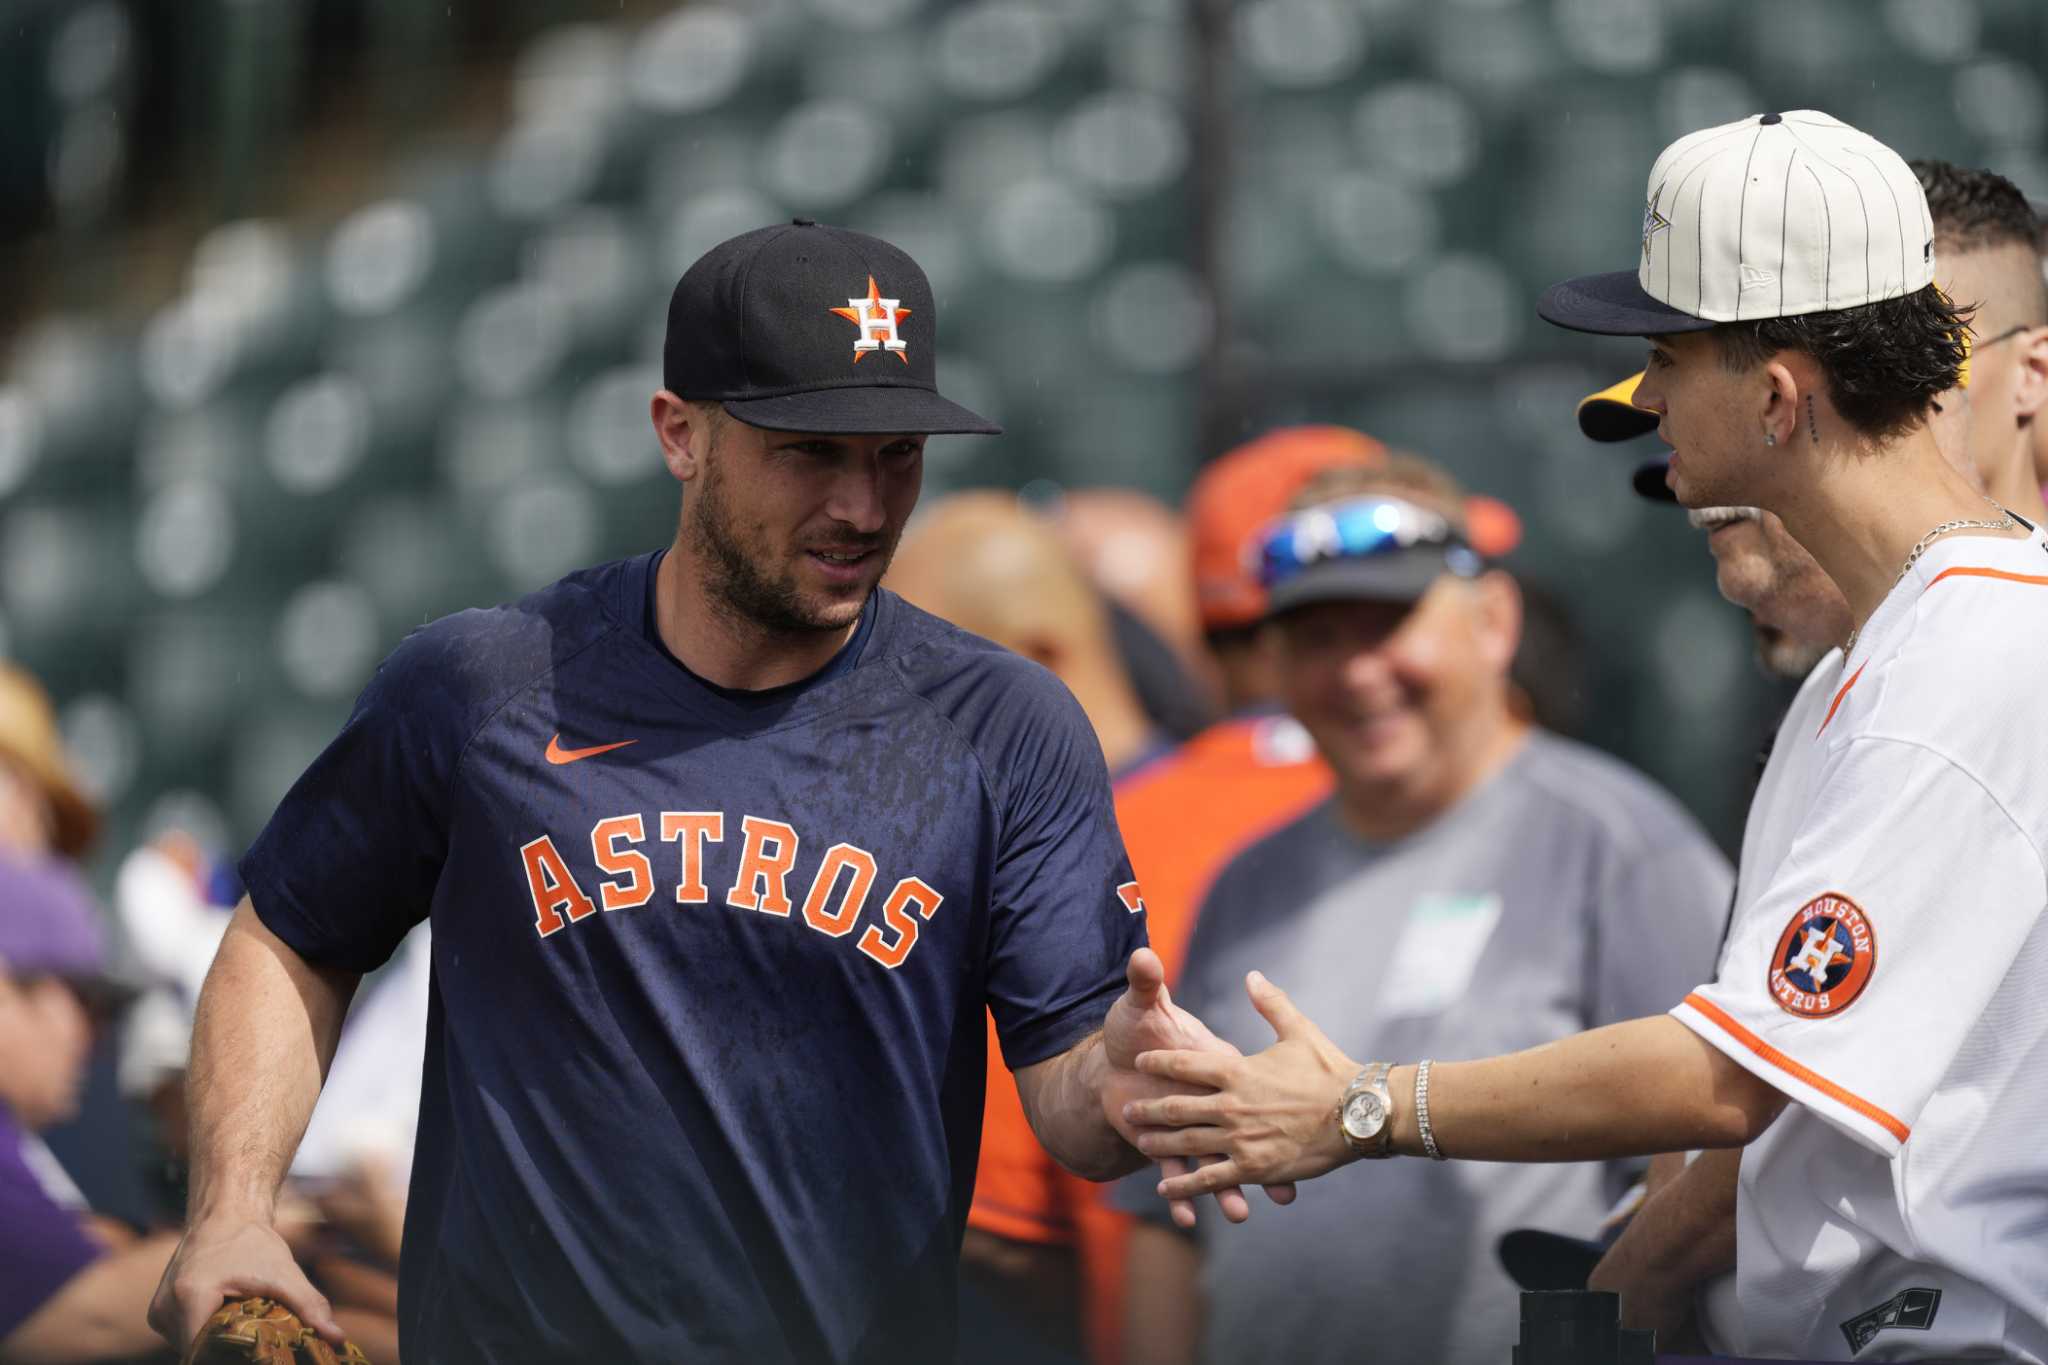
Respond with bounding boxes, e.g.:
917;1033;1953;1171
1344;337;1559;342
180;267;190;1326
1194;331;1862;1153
689;455;869;635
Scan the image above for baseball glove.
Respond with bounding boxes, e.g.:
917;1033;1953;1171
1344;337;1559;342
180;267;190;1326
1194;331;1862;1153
182;1298;371;1365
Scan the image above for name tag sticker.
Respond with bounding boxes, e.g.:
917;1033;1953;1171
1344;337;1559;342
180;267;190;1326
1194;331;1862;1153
1376;893;1503;1018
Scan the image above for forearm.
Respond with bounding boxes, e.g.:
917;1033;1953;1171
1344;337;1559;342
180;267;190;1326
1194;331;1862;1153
1014;1031;1145;1181
3;1233;180;1363
1591;1147;1739;1320
186;900;359;1223
1138;986;1791;1202
1382;1016;1783;1164
1641;1150;1688;1197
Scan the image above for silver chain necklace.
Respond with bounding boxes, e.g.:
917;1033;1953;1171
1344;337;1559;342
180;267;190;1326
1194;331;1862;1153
1844;505;2017;657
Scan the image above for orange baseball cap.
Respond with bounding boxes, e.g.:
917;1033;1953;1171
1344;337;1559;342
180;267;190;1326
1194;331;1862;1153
1187;426;1387;631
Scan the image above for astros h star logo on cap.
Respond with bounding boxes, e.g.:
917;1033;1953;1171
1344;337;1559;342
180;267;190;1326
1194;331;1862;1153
829;276;912;364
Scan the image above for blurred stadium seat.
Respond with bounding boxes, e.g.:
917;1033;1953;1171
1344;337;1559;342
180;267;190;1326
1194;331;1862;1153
4;0;2048;861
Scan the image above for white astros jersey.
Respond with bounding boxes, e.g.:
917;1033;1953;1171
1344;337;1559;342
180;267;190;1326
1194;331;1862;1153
1673;525;2048;1363
1693;648;1841;1351
1732;649;1842;933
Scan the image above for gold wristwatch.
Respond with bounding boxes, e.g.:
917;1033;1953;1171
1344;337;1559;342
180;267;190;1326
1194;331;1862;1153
1337;1062;1394;1159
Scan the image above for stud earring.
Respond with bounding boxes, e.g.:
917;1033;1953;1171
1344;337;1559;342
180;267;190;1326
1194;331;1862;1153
1764;431;1776;447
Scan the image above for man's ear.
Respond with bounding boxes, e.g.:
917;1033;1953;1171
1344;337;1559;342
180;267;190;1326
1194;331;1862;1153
1760;357;1804;447
2012;326;2048;422
1471;570;1523;673
652;391;707;482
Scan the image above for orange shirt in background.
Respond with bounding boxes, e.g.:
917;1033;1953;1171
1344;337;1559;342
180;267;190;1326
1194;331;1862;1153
969;710;1334;1364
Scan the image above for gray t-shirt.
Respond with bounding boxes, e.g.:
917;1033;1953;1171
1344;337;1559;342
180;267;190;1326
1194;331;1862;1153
1117;730;1732;1365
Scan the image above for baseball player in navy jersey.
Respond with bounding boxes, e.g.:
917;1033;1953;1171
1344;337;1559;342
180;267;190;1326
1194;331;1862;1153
1125;112;2048;1362
147;221;1269;1364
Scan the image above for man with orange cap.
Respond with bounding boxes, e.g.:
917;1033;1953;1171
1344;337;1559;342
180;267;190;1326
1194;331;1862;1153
1117;455;1729;1365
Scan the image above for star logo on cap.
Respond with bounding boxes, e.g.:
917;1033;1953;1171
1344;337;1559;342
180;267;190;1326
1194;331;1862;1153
829;276;912;364
1642;199;1671;262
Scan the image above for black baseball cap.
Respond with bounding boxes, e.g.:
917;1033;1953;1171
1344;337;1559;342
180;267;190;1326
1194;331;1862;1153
1630;457;1677;502
1497;1173;1645;1293
1576;373;1658;444
663;220;1000;436
1497;1228;1610;1292
1575;372;1677;504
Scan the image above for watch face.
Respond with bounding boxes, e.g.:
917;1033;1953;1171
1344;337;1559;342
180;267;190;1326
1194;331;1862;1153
1342;1091;1387;1141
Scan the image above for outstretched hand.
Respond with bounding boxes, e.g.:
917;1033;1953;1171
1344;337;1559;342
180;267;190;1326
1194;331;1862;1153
1102;949;1296;1225
1121;970;1360;1202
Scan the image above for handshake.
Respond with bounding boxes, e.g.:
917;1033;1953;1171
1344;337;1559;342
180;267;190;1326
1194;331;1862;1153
1099;948;1376;1224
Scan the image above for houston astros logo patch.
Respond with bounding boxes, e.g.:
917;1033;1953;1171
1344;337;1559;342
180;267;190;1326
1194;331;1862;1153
829;276;911;364
1768;892;1875;1017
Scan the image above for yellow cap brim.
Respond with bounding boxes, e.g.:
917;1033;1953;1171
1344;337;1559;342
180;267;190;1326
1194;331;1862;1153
1576;372;1659;443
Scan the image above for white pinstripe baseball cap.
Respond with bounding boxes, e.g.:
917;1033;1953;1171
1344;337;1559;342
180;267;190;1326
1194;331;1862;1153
1540;111;1935;336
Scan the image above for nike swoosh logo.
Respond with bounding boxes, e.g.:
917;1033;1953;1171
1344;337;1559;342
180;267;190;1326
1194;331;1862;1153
545;734;639;765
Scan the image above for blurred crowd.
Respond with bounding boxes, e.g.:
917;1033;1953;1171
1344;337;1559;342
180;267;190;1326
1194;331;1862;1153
1;657;418;1361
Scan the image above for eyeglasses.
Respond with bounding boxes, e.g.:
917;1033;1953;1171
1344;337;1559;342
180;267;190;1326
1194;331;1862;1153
1254;495;1482;588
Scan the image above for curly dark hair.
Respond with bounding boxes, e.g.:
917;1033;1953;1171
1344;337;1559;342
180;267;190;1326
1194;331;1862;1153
1911;158;2039;253
1709;285;1968;441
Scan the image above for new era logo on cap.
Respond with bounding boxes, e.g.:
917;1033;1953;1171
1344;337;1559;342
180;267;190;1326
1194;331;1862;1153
1541;111;1936;336
663;219;999;436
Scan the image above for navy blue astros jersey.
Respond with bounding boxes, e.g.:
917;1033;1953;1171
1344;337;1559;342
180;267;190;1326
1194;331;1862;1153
240;551;1148;1364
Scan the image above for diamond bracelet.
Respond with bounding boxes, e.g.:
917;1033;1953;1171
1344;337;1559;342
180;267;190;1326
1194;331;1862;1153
1415;1059;1445;1161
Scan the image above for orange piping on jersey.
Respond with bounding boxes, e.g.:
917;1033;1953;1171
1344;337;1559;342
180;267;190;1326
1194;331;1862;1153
1682;993;1910;1144
1926;565;2048;590
1816;567;2047;739
1816;662;1867;738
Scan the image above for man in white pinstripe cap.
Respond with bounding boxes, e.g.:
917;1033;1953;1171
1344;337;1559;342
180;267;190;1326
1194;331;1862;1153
1115;111;2048;1362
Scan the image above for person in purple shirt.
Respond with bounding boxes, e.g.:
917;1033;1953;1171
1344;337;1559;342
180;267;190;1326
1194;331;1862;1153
1;854;178;1361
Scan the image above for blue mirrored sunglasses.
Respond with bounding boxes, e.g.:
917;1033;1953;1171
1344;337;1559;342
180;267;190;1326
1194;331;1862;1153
1254;496;1482;588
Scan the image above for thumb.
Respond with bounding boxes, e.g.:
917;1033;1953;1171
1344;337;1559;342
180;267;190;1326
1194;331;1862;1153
1125;947;1167;1009
307;1291;346;1345
264;1271;343;1345
1246;970;1310;1041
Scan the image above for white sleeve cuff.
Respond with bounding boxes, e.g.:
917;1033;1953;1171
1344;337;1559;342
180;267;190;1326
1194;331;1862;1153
1672;993;1907;1160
